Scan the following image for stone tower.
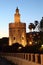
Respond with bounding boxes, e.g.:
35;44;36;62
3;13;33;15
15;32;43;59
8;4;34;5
9;7;27;47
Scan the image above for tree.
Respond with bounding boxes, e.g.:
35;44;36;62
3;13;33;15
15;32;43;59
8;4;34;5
28;23;35;32
39;17;43;32
32;23;35;30
34;20;38;27
12;43;23;52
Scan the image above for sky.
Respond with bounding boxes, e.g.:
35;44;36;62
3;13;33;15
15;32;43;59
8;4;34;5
0;0;43;38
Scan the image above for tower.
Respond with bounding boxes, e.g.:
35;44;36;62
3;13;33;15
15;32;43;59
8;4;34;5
14;7;20;23
9;7;27;47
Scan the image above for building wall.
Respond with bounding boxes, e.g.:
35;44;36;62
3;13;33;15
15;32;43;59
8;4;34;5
9;22;27;46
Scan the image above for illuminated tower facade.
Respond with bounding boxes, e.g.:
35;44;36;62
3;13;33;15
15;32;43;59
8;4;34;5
9;7;27;47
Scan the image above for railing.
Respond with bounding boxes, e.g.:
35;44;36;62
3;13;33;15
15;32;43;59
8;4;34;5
0;53;43;65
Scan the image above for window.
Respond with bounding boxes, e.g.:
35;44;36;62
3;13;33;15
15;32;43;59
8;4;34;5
14;37;15;40
22;37;24;40
18;30;20;32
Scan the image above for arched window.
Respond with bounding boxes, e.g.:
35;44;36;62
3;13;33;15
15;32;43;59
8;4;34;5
22;37;24;40
14;37;15;40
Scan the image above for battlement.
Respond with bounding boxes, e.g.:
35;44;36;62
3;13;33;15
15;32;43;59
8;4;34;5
9;22;26;29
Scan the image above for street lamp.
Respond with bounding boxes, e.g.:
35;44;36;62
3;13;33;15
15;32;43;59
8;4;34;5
29;41;32;45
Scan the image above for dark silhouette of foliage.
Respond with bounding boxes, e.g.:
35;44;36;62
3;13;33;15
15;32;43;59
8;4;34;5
2;43;23;53
34;20;38;27
28;23;33;31
32;24;35;30
40;17;43;28
40;32;43;44
28;23;35;31
11;43;23;52
0;37;9;47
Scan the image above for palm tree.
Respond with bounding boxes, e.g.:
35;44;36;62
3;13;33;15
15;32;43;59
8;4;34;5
28;23;33;32
28;23;35;32
32;23;35;30
34;20;38;27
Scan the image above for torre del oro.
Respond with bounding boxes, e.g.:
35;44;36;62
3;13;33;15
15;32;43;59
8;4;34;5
9;8;27;47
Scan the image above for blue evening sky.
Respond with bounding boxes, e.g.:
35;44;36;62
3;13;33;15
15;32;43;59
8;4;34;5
0;0;43;38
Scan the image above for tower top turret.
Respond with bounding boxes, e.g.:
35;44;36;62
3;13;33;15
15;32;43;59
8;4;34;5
16;7;19;13
14;7;20;23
